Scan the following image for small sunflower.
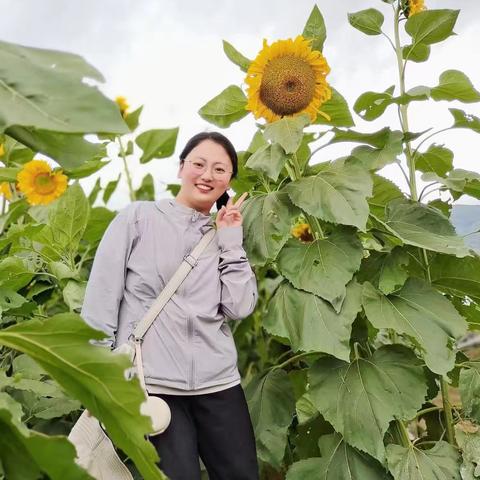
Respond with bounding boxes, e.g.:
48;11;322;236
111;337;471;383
17;160;68;206
245;35;331;124
0;182;12;200
405;0;426;17
292;223;314;243
115;96;130;118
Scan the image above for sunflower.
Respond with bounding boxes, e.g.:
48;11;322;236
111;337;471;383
245;35;331;123
115;96;130;118
0;182;12;200
292;223;314;242
405;0;426;16
0;144;4;157
17;160;68;205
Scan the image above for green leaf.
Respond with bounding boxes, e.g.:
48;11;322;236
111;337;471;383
103;174;121;204
245;143;289;181
63;158;109;180
455;425;480;480
124;105;143;132
245;369;295;467
277;227;363;306
302;5;327;52
0;167;20;182
263;115;310;154
422;169;480;200
0;40;128;135
286;433;389;480
0;257;34;290
450;108;480;134
264;280;362;361
6;127;106;170
362;279;467;375
87;177;101;205
368;174;404;220
135;173;155;201
63;280;86;312
242;191;299;266
82;206;115;245
405;9;459;45
286;160;373;230
350;131;403;171
386;441;460;480
309;345;428;461
198;85;248;127
415;144;453;176
29;396;81;420
0;288;27;313
459;361;480;424
330;127;398;149
0;314;165;479
314;88;354;127
136;127;179;163
379;199;470;257
222;40;251;72
431;70;480;103
0;392;91;480
354;86;395;121
430;254;480;302
348;9;384;36
402;43;431;63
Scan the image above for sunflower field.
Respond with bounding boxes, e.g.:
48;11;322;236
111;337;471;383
1;0;480;479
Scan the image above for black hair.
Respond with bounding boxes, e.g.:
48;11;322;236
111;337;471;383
179;131;238;210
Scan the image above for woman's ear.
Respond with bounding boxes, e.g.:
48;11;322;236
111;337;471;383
177;163;184;179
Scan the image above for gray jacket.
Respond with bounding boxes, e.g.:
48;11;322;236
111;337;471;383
81;198;258;390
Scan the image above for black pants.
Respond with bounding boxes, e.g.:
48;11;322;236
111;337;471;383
150;384;259;480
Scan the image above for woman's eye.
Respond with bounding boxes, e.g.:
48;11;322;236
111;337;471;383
193;162;204;168
215;168;226;174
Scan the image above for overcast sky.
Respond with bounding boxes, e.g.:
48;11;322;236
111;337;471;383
2;0;480;208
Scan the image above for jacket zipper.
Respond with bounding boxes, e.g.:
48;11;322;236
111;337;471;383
187;314;195;389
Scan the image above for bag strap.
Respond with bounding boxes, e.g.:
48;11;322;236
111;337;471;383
132;228;216;341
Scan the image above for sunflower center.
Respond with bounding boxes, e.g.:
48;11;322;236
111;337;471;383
34;173;56;194
259;56;316;116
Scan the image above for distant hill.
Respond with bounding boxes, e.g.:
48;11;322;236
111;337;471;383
451;205;480;253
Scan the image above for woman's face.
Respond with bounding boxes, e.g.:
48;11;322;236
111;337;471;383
176;139;233;214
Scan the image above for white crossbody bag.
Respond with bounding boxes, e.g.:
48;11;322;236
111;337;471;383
68;229;216;480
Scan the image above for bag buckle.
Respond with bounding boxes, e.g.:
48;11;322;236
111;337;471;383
183;253;197;267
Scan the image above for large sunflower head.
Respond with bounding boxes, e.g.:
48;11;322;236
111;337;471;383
115;96;130;118
17;160;68;206
404;0;426;17
245;35;332;124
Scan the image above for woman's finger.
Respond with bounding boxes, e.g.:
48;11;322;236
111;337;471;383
233;192;248;209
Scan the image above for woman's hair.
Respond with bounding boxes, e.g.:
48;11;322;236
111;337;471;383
179;131;238;210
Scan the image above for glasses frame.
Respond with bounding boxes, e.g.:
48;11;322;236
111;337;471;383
184;160;233;179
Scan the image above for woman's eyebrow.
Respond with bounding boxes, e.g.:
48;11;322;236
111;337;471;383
196;156;229;166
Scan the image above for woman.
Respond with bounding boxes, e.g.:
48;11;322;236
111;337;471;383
81;131;259;479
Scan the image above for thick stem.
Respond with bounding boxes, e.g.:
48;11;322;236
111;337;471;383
440;377;457;446
117;136;136;202
273;351;318;371
396;420;412;448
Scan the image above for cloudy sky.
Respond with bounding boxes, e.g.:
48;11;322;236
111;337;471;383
2;0;480;208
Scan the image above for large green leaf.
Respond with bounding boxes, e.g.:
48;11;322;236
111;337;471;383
353;86;395;121
277;227;363;306
222;40;251;72
0;314;166;479
302;5;327;52
314;88;354;128
135;128;179;163
0;392;91;480
6;127;106;170
368;174;404;220
82;206;115;245
198;85;248;127
459;361;480;423
386;441;460;480
405;9;459;46
430;70;480;103
264;281;362;361
378;199;470;257
348;9;384;36
244;369;295;467
63;158;109;180
309;345;427;461
423;169;480;200
455;425;480;480
0;257;34;290
402;43;431;63
286;160;373;230
430;254;480;302
450;108;480;134
242;190;299;266
286;433;389;480
415;144;453;176
0;40;128;134
263;115;310;154
245;143;289;181
362;279;467;375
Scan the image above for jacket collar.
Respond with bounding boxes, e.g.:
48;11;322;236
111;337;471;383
155;198;214;232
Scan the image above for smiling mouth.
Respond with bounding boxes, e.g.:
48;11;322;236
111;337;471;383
195;184;214;192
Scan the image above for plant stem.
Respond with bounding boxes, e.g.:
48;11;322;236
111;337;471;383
415;405;443;418
440;377;457;446
273;351;318;371
396;420;412;448
117;136;136;202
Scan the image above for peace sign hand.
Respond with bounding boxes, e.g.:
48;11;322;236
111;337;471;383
216;192;248;229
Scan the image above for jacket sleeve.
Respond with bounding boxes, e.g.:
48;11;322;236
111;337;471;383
217;226;258;320
80;203;139;347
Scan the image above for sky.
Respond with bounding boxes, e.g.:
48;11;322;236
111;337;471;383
2;0;480;209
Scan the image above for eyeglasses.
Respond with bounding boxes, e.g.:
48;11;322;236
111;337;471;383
184;160;232;179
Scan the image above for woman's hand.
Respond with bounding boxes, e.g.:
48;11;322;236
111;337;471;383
216;192;248;229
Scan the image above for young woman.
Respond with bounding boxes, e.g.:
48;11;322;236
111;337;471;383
81;131;259;479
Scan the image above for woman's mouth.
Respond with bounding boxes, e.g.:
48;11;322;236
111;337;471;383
195;184;214;193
